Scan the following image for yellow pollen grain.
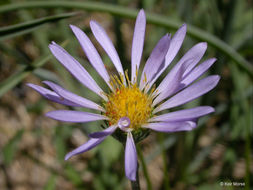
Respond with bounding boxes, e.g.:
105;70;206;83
104;75;153;129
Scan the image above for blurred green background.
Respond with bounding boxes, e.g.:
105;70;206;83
0;0;252;189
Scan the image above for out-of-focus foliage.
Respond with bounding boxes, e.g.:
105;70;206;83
0;0;252;190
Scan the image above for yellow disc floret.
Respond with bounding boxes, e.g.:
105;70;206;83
104;74;153;129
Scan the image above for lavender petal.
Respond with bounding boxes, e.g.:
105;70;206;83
152;63;185;106
155;42;207;96
65;137;105;160
150;106;214;122
49;42;108;101
45;110;109;123
181;42;207;78
89;125;117;138
125;132;137;181
90;21;125;83
27;83;79;107
153;75;220;113
182;58;216;86
70;25;112;90
146;24;187;91
140;34;171;90
43;81;105;112
131;9;146;83
142;121;196;132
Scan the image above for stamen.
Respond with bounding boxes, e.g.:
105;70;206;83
144;73;147;83
125;70;131;87
104;79;153;129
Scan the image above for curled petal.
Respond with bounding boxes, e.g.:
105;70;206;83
140;34;171;90
125;132;138;181
89;125;117;138
150;106;214;122
65;137;105;160
155;42;207;96
142;120;196;132
153;75;220;113
43;81;105;112
45;110;109;123
131;9;146;82
147;24;187;91
27;83;79;107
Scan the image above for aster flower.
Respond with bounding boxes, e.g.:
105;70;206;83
27;9;220;181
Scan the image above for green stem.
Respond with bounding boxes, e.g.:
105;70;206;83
245;98;252;190
131;162;141;190
0;1;252;77
158;133;170;190
137;145;152;190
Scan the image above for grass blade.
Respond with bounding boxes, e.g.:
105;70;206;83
0;41;68;97
0;12;77;40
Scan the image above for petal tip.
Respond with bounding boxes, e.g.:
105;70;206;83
69;24;79;32
26;83;34;88
139;9;145;16
202;42;208;48
208;106;215;113
64;153;71;161
180;23;187;31
42;80;50;85
90;20;98;27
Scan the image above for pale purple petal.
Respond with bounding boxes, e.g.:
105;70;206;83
154;42;207;95
149;106;214;122
181;42;207;78
142;120;196;132
43;81;105;112
125;132;137;181
140;34;171;90
153;75;220;113
89;125;117;138
182;58;216;86
48;42;108;101
70;25;112;90
146;24;187;91
131;9;146;83
152;62;185;106
45;110;109;123
65;137;105;160
27;83;79;107
90;21;125;83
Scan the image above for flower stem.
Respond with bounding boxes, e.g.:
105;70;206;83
131;162;141;190
137;145;152;190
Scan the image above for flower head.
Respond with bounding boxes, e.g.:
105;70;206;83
28;9;220;181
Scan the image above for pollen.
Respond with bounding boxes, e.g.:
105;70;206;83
104;73;153;130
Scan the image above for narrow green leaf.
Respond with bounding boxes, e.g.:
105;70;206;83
0;12;77;40
0;1;252;77
3;129;24;165
33;68;62;85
